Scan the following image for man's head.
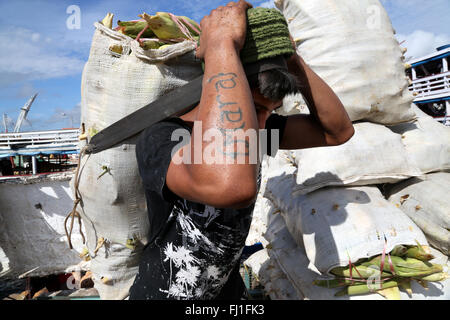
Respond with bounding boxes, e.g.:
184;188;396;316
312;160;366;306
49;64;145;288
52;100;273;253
247;65;300;129
240;7;300;128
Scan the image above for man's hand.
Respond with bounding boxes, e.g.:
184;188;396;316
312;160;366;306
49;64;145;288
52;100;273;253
196;0;253;60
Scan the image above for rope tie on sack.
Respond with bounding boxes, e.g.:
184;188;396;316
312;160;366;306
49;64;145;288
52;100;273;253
93;237;106;255
168;13;200;48
346;251;364;286
64;146;89;250
344;238;396;289
135;23;150;43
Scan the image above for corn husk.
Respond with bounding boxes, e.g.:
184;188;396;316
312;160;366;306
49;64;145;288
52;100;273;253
330;265;391;279
140;40;165;50
335;280;399;297
415;272;448;282
101;13;114;29
377;286;401;300
139;12;200;40
405;243;434;261
362;256;442;278
313;278;370;289
116;21;155;39
391;245;408;257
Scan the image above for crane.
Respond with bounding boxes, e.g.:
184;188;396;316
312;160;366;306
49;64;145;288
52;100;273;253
14;93;38;133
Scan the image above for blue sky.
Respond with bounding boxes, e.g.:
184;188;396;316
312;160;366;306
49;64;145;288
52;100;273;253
0;0;449;131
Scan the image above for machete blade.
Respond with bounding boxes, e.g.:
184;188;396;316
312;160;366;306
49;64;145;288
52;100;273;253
85;75;203;154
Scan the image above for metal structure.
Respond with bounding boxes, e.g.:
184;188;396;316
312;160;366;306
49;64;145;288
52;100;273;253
407;44;450;126
0;129;80;176
13;93;38;133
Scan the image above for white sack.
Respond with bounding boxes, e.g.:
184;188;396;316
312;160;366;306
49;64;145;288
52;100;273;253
263;171;428;274
388;106;450;174
246;155;295;246
75;22;202;299
288;122;422;195
0;175;85;278
274;0;415;124
263;210;450;300
0;245;11;278
245;249;301;300
246;194;272;246
384;172;450;255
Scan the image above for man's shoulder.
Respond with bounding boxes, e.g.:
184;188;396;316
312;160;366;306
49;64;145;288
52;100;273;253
141;118;188;138
138;118;188;147
135;117;191;171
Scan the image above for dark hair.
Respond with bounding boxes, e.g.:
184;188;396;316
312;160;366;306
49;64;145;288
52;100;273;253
247;68;301;101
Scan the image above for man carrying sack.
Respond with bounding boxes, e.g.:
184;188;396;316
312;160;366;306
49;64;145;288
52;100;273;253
129;1;354;300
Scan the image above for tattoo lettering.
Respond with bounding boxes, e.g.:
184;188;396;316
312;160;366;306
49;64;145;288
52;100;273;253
221;108;243;123
216;95;237;109
208;73;237;92
208;72;251;160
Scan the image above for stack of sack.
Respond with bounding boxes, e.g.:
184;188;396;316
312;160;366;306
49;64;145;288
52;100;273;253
245;0;450;300
70;12;202;299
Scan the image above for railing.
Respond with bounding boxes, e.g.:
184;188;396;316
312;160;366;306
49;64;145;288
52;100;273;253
0;129;80;152
409;71;450;100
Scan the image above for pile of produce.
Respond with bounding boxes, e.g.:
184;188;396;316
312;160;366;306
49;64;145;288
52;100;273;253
313;243;448;299
99;12;200;51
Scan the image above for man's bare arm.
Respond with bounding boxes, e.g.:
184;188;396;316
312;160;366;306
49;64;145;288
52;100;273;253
166;1;259;208
280;51;355;150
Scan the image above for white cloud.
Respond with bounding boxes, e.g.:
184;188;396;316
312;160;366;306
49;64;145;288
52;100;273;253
31;33;41;42
0;27;86;85
25;102;81;130
260;0;276;9
380;0;449;36
15;83;39;100
397;30;450;60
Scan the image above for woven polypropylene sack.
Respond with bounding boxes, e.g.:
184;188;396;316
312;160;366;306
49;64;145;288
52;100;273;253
73;22;202;299
384;172;450;255
287;122;422;195
274;0;415;124
262;209;450;300
244;248;301;300
388;106;450;174
263;172;428;274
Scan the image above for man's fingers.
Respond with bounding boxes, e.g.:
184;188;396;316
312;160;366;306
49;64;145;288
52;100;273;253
226;0;252;9
238;0;253;9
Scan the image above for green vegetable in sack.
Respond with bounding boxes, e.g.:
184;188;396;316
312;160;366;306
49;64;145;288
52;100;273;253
116;21;155;39
139;12;200;40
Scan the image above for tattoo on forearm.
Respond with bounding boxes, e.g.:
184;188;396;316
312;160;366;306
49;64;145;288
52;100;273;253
221;108;243;123
216;95;237;109
207;72;250;159
208;73;237;92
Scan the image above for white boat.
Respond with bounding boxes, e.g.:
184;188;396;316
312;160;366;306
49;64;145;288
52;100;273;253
406;44;450;126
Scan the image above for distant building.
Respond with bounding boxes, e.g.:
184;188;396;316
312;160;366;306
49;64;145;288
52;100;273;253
0;129;79;177
406;44;450;126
